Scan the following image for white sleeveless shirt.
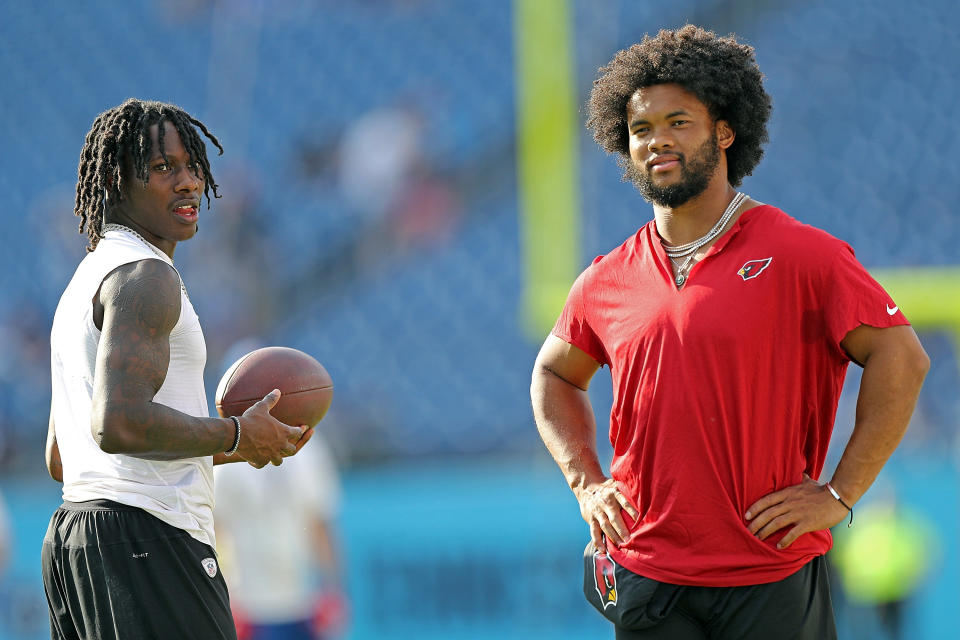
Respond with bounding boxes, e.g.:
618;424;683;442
50;227;216;547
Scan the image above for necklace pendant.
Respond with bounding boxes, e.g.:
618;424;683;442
675;273;686;287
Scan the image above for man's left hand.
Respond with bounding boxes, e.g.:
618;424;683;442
745;474;850;549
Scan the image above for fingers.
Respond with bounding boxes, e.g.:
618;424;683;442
745;480;848;549
777;526;806;549
598;504;630;544
747;498;789;536
745;489;785;522
243;389;282;418
752;510;795;540
294;426;315;454
589;520;605;552
583;484;632;546
261;389;282;409
286;424;306;442
614;490;640;521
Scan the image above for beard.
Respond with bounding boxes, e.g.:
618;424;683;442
625;132;721;208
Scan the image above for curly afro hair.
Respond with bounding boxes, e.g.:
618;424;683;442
586;25;771;187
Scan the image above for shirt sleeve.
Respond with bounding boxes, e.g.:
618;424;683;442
550;265;607;365
823;243;909;356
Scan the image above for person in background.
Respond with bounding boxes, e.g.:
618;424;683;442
215;434;347;640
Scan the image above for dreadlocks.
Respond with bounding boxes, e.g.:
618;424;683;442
587;25;772;188
75;98;223;251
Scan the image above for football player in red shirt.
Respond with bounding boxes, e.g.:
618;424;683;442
532;25;928;640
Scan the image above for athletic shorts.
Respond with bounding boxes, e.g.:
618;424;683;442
585;545;836;639
42;500;236;640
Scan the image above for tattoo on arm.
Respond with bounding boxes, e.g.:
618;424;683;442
93;259;187;455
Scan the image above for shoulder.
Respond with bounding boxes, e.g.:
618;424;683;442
582;225;649;277
745;205;851;259
99;259;182;331
101;258;180;297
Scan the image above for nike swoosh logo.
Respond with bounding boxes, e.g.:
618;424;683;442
886;305;898;315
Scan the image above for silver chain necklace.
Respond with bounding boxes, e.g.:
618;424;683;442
102;223;189;299
662;192;748;287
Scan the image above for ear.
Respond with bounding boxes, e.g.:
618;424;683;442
716;120;735;150
104;164;126;202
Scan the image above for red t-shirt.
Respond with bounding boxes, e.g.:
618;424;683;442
552;205;908;586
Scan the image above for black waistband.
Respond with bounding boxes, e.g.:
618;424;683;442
62;499;142;512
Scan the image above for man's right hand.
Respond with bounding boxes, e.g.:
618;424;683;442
234;390;306;468
576;477;640;551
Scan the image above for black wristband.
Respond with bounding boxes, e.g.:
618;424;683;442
225;416;241;456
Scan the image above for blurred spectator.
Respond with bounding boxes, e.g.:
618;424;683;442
334;101;459;261
831;499;937;640
337;105;424;224
215;435;347;640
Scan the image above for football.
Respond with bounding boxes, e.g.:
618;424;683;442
215;346;334;427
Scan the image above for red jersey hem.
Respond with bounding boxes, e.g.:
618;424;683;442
607;545;826;587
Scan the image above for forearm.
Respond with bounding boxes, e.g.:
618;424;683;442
830;340;928;503
90;260;241;460
531;366;607;495
94;401;236;460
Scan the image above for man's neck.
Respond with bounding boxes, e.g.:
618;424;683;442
653;179;739;247
104;209;176;259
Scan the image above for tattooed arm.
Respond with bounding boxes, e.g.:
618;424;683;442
90;259;303;466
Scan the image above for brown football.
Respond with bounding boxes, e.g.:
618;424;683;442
215;346;334;427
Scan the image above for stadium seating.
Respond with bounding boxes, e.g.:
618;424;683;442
1;0;957;464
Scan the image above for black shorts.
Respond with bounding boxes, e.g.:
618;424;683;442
585;545;836;640
42;500;236;640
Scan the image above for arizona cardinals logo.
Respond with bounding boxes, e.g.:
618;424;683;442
737;257;772;281
593;551;618;608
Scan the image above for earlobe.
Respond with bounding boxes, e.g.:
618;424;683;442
717;120;735;149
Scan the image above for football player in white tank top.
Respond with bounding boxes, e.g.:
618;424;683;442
43;99;315;640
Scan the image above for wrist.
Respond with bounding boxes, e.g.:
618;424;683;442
824;481;854;528
569;472;607;499
224;416;241;456
825;477;863;506
824;482;852;507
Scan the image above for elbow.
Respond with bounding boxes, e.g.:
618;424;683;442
45;448;63;483
909;343;931;382
91;404;131;454
47;462;63;483
899;332;931;382
91;420;115;453
93;424;125;455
